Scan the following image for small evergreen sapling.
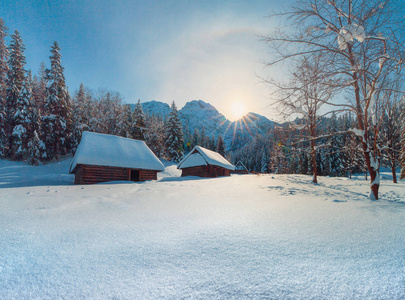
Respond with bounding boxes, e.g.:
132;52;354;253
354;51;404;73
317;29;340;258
27;130;46;165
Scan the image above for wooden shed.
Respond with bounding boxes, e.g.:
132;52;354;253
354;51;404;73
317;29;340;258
233;161;249;174
177;145;234;177
69;131;164;184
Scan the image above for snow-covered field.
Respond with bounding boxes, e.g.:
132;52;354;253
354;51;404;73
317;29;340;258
1;158;404;299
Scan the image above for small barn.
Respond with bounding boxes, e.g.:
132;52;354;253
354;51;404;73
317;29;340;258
233;161;249;174
177;145;234;177
69;131;164;184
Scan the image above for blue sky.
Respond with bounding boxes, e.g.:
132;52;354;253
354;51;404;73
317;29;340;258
1;0;286;120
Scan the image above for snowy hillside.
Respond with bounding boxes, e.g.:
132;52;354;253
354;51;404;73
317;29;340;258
1;158;404;299
139;100;171;119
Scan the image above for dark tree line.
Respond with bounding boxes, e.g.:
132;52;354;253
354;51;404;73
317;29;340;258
230;110;404;182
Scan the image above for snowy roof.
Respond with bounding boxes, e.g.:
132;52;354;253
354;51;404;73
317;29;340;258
177;145;234;171
69;131;164;173
235;161;248;171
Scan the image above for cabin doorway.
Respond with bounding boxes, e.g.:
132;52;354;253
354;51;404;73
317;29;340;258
130;170;140;181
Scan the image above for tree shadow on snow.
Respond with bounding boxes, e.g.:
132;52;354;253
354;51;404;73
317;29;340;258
0;159;74;188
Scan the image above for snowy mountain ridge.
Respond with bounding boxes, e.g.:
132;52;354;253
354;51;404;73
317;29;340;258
130;99;277;148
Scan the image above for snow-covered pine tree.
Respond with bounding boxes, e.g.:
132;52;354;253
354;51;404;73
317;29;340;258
27;130;46;165
209;136;216;151
271;143;285;174
96;91;122;135
6;30;26;158
25;71;41;141
118;104;133;138
145;114;165;157
182;125;192;153
32;62;47;115
0;18;8;157
164;101;184;162
199;127;208;147
297;150;309;175
216;135;225;157
343;133;364;179
131;99;147;140
42;41;72;160
70;83;90;150
261;149;270;173
0;18;7;96
192;128;199;149
11;71;36;159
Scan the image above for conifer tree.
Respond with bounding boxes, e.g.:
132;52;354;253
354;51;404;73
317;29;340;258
27;130;46;165
11;72;36;159
96;91;122;135
261;149;270;173
216;135;225;157
131;99;147;140
32;62;47;114
145;114;165;157
118;104;133;138
42;41;72;160
183;124;192;153
209;136;216;151
0;18;8;157
6;30;26;158
71;83;90;150
192;128;199;149
199;127;209;148
164;101;184;162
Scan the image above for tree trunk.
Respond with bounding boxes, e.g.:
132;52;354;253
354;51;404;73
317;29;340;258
392;165;397;184
311;140;317;183
363;149;379;200
348;46;380;200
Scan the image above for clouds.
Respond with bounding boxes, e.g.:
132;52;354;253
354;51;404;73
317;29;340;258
132;13;272;120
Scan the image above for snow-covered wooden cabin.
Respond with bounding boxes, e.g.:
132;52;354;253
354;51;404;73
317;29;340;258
177;145;234;177
233;161;249;174
69;131;164;184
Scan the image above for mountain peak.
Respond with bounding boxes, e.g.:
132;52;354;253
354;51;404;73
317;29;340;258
134;99;277;150
182;100;217;111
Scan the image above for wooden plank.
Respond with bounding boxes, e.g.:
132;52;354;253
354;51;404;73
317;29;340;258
73;164;161;184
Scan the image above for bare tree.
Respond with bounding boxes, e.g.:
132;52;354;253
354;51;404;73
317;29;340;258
379;79;403;183
263;0;405;199
271;54;334;183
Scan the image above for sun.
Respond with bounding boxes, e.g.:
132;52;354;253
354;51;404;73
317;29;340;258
231;101;246;120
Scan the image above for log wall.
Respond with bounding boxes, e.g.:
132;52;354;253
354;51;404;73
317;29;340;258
181;165;208;177
181;165;230;178
139;169;158;181
73;164;158;184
